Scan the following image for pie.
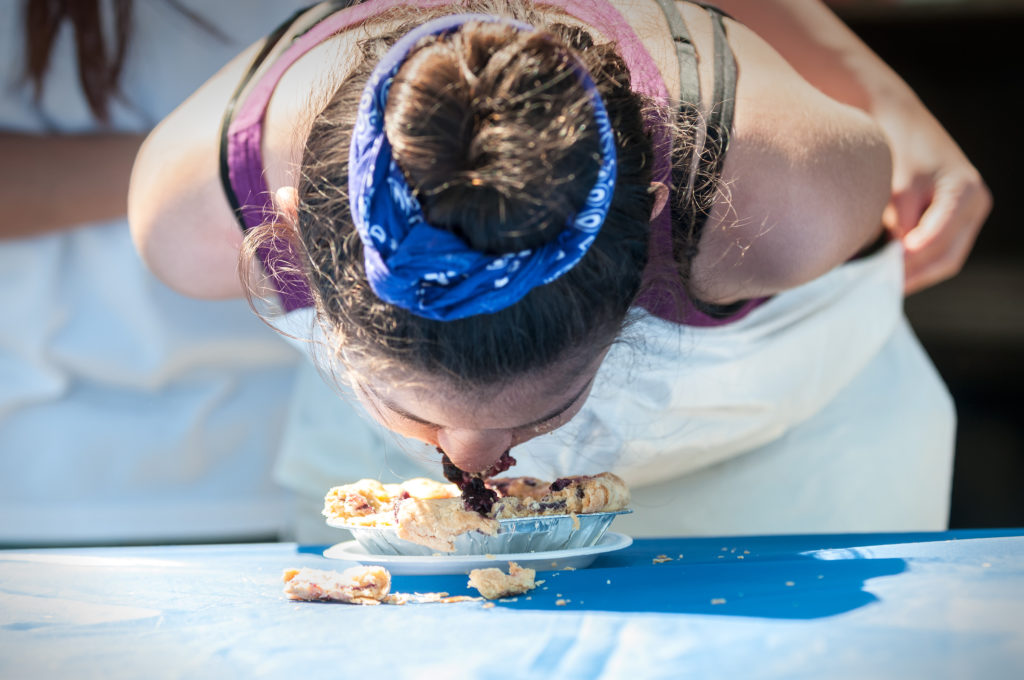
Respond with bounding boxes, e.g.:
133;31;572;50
323;472;630;552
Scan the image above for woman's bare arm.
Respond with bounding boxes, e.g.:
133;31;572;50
129;3;349;301
0;132;145;239
127;42;263;299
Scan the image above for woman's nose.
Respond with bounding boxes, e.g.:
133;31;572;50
436;428;513;474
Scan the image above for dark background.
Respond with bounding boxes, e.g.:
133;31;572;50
835;1;1024;528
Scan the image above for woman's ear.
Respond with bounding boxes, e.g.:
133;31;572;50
649;181;669;220
273;186;300;226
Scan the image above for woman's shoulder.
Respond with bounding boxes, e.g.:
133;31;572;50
600;0;892;302
666;3;894;303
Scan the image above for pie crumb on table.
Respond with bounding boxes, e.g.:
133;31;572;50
282;566;391;605
283;567;483;605
467;561;539;600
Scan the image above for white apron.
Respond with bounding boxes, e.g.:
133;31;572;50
275;240;954;541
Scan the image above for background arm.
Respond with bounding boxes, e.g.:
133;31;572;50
0;132;145;239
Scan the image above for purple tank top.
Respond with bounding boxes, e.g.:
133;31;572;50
225;0;759;324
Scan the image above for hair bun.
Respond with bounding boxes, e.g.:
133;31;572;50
384;20;602;254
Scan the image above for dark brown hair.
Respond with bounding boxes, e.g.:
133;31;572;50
247;1;660;389
24;0;134;123
22;0;224;124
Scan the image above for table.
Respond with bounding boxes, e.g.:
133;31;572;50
2;529;1022;679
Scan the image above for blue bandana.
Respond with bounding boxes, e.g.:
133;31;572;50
348;13;617;321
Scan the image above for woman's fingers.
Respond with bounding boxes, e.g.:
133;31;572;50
901;171;992;294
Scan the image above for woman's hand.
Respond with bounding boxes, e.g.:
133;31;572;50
713;0;992;294
878;98;992;294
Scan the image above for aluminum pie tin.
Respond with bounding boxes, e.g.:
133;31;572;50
327;509;633;556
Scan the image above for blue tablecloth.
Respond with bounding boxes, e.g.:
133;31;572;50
1;529;1022;679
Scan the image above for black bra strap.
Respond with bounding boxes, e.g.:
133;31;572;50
217;1;355;232
705;8;736;183
218;5;311;231
653;0;701;106
652;2;738;242
652;1;742;319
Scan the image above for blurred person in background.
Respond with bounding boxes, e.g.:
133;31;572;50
0;0;310;547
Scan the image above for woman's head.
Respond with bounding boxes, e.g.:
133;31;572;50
300;4;652;373
253;3;657;470
350;13;620;322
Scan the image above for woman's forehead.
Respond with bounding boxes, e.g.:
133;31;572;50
356;347;607;428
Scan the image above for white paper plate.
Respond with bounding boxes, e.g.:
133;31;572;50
323;532;633;575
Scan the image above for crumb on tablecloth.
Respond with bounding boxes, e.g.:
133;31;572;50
467;561;538;600
284;567;484;605
386;592;481;605
283;566;390;605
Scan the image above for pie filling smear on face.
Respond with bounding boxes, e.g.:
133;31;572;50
322;469;631;552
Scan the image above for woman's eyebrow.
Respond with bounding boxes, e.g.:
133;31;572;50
375;378;594;430
520;379;594;428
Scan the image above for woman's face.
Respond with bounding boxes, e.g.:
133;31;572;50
351;349;608;475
